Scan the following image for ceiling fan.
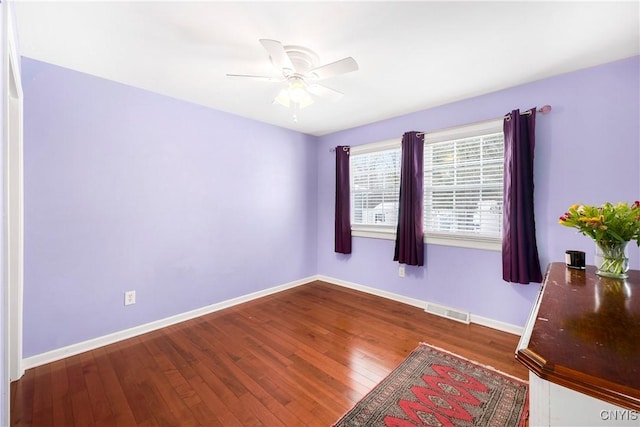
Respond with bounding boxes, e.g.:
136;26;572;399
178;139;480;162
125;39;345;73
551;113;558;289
227;39;358;121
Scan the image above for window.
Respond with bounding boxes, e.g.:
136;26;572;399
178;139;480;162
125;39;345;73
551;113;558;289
424;119;504;250
349;119;504;250
350;139;401;237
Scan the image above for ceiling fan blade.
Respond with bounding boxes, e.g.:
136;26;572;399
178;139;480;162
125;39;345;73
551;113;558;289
226;74;282;82
259;39;295;73
306;84;344;101
309;57;358;80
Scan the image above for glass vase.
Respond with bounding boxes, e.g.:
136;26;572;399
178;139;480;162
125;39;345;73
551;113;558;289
594;240;629;279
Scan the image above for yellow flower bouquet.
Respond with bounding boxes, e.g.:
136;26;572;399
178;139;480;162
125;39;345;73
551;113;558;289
559;201;640;278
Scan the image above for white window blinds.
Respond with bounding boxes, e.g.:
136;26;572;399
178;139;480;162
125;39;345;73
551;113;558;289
350;141;401;227
424;124;504;240
348;120;504;249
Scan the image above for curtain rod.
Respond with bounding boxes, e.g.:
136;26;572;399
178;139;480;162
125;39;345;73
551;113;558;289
503;104;552;120
415;105;552;137
329;146;351;153
329;105;553;151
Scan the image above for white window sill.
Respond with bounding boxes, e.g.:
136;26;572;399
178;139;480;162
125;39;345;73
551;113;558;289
352;226;396;240
351;226;501;252
425;233;501;252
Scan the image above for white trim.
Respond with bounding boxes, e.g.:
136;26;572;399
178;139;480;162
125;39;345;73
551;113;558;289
1;5;8;427
425;233;502;251
22;276;314;370
470;313;524;336
351;225;395;240
424;118;503;144
351;227;502;251
350;137;400;155
316;275;427;309
318;275;523;336
4;0;24;385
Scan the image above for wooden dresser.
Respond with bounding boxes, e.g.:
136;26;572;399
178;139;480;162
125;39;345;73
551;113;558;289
516;262;640;426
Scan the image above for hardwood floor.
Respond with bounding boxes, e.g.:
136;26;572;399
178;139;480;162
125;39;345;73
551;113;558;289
11;281;528;426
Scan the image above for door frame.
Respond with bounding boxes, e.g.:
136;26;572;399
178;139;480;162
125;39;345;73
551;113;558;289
4;0;24;386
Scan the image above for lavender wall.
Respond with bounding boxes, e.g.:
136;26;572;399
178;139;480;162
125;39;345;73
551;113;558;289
316;56;640;328
21;55;639;358
22;58;318;357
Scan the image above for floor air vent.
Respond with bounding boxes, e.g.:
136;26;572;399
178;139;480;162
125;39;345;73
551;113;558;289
425;303;470;324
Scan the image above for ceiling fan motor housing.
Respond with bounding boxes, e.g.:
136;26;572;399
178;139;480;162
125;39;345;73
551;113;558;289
280;45;319;77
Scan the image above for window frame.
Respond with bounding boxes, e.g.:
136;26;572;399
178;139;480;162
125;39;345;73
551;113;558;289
348;119;504;251
349;138;401;240
423;119;504;251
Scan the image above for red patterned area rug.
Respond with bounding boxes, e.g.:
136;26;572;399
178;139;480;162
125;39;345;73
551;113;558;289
333;343;528;427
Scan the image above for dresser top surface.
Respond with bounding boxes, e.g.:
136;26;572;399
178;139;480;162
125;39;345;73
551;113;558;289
517;262;640;407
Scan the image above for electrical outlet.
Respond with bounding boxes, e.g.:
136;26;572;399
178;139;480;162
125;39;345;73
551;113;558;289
124;290;136;306
399;265;405;278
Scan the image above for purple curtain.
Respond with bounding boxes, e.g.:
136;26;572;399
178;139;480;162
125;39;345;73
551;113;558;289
335;146;352;254
502;109;543;284
394;132;424;266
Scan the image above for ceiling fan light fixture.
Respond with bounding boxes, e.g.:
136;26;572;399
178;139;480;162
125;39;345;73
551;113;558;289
288;80;311;105
292;90;315;108
229;39;358;122
274;89;291;108
274;78;315;111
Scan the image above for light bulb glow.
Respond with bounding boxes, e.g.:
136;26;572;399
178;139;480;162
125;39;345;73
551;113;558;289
274;89;291;108
289;81;307;104
273;77;315;112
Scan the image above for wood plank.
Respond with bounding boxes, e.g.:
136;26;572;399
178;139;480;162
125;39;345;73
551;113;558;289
65;355;96;426
11;281;528;426
92;347;138;427
49;359;74;427
105;341;159;427
30;364;52;427
77;351;117;427
10;367;34;427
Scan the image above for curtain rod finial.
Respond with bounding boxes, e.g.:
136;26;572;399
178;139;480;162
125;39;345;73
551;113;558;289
539;105;552;114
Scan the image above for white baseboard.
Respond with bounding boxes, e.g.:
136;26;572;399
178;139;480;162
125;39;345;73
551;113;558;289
315;275;427;308
470;313;524;336
22;276;314;371
317;275;523;336
22;273;523;371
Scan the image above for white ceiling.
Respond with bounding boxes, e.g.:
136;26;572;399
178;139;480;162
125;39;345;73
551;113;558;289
14;1;640;136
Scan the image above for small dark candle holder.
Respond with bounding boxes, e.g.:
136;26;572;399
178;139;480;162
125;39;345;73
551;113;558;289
565;250;586;270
